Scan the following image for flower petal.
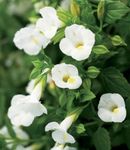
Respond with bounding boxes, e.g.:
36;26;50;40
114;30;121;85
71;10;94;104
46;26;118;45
52;130;75;144
45;122;60;131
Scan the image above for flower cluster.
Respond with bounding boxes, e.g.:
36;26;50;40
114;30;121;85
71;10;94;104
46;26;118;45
7;2;128;150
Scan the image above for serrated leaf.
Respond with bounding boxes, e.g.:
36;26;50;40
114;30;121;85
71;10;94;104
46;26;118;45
93;128;111;150
99;67;130;97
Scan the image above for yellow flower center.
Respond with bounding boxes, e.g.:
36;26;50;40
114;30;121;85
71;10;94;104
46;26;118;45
31;36;39;45
112;106;119;113
76;42;84;49
63;75;75;83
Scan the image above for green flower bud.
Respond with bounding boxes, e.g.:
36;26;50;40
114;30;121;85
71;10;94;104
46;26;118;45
111;35;127;46
93;45;109;55
76;124;86;134
97;0;105;21
87;66;100;79
70;0;80;17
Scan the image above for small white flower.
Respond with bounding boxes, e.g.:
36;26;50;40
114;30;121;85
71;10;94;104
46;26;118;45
36;7;62;39
60;24;95;61
8;81;47;127
98;93;126;122
51;63;82;89
45;114;76;144
13;25;50;55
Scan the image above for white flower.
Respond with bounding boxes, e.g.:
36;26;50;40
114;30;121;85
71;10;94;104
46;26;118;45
51;63;82;89
13;25;50;55
8;80;47;127
60;24;95;61
45;114;76;144
36;7;62;39
0;126;29;149
98;93;126;123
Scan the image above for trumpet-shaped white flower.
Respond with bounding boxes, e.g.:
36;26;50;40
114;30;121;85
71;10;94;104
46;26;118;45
51;63;82;89
8;80;47;127
98;93;126;122
36;7;62;39
45;114;76;144
0;126;29;149
13;25;50;55
60;24;95;61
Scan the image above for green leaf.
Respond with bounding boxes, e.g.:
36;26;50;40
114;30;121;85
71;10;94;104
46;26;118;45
105;1;130;23
80;89;96;102
93;127;111;150
32;59;43;68
30;68;41;80
59;91;67;107
99;67;130;97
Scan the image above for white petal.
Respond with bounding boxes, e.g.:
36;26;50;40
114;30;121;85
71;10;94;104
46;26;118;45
45;122;60;131
11;112;34;127
71;45;92;61
52;130;75;144
11;94;26;105
26;80;35;94
98;93;126;110
98;108;113;122
39;7;57;18
98;93;117;110
67;76;82;89
36;18;58;39
111;93;125;107
59;38;73;56
112;107;126;122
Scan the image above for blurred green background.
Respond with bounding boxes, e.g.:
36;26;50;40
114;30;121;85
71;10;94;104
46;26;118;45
0;0;35;127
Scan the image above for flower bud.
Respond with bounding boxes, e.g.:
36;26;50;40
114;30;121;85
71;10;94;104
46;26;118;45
97;0;105;21
70;0;80;17
111;35;127;46
93;45;109;55
87;66;100;79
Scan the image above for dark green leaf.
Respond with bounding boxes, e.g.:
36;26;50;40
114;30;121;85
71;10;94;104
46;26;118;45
99;67;130;97
93;127;111;150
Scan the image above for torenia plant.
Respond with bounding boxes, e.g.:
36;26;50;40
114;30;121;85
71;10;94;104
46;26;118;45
6;0;130;149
